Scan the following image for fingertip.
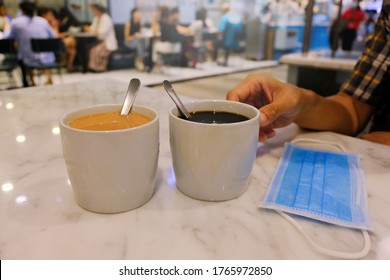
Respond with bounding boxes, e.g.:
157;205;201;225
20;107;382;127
259;127;276;142
259;131;267;142
266;129;276;138
260;104;280;127
259;111;268;126
226;91;239;101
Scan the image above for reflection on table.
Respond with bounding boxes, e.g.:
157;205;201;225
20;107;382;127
0;79;389;259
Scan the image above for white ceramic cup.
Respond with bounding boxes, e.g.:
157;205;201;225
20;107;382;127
169;100;260;201
60;104;159;213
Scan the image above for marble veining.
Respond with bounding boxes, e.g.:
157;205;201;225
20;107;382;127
0;79;389;260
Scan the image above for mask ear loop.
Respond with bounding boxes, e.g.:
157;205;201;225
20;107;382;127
291;138;348;152
274;138;371;259
276;210;370;259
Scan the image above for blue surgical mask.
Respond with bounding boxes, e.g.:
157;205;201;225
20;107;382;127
260;139;372;258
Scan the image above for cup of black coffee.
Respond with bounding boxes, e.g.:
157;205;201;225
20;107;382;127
169;100;260;201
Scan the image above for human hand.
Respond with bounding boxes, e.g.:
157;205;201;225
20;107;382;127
226;74;311;141
361;131;390;146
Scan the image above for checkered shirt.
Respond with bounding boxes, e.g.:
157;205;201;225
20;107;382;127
341;2;390;131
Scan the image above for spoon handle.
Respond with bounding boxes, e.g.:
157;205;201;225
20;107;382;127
120;78;141;115
163;80;191;119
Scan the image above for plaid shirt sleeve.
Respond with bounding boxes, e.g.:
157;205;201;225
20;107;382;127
340;3;390;106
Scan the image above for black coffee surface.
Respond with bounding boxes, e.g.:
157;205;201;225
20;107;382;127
182;110;249;124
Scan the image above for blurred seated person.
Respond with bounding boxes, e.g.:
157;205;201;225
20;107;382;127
84;4;117;72
6;1;56;86
38;7;77;72
170;7;190;34
124;8;148;71
0;4;12;21
37;7;59;31
152;7;189;69
151;5;169;36
0;4;11;33
214;3;243;66
187;8;216;67
58;7;81;33
57;7;80;72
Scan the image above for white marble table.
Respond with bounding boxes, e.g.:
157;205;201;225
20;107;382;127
1;79;389;260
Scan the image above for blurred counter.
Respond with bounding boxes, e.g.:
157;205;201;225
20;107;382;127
280;51;358;71
0;79;389;259
280;51;360;96
248;21;330;61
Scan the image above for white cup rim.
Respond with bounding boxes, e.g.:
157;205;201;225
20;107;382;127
60;104;159;134
169;99;260;126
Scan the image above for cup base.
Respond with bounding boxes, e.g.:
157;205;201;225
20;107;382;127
73;184;155;214
176;178;250;202
74;191;154;214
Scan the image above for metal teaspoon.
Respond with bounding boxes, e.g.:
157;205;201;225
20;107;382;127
162;80;192;120
120;78;141;115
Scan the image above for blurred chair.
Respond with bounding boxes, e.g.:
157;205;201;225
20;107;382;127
108;24;136;70
156;41;182;66
29;38;65;84
190;31;217;68
0;38;19;89
152;40;183;73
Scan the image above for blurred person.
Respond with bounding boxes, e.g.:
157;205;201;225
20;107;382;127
214;2;243;66
146;5;168;71
124;7;147;71
216;3;242;39
189;8;215;48
37;7;59;31
84;4;117;72
169;7;189;34
58;7;80;33
168;7;202;67
329;0;342;51
261;1;273;23
364;9;378;35
152;7;185;70
0;3;11;33
38;6;77;72
0;3;11;21
187;8;216;67
328;0;355;51
151;5;169;37
6;1;56;86
57;7;80;72
340;0;364;52
226;2;390;146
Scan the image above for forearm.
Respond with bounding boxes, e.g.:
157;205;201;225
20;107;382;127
227;73;374;139
295;90;359;136
124;22;132;41
177;25;190;34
